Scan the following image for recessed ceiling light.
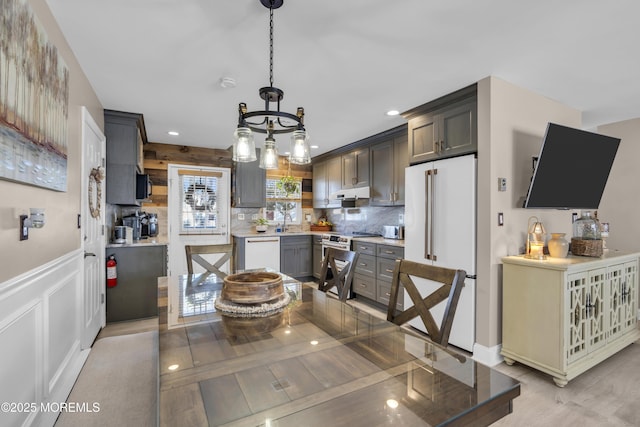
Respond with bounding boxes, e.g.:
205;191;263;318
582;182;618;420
311;145;319;149
386;110;400;116
168;131;179;136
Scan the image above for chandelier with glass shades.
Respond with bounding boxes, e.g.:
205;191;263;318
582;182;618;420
233;0;310;169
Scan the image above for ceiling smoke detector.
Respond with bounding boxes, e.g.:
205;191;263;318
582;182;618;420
220;77;237;89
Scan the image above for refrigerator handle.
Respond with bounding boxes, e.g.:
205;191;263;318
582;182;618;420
425;169;438;261
430;168;437;261
424;170;430;259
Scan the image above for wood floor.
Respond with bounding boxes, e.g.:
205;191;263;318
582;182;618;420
96;310;640;427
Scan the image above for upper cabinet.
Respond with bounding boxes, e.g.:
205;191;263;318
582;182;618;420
341;147;369;189
370;128;408;206
313;156;341;209
404;85;477;165
232;148;266;208
105;110;147;205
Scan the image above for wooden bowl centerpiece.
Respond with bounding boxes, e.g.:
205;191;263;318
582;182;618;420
222;310;285;338
222;271;284;304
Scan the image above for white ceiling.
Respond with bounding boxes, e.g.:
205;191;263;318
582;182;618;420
45;0;640;157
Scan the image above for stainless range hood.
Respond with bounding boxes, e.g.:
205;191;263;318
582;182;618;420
329;187;370;207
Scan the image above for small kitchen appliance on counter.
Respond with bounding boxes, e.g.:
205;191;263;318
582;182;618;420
114;226;127;243
122;215;142;240
382;225;405;240
141;212;158;237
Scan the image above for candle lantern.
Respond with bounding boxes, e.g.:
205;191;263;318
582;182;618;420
525;216;547;260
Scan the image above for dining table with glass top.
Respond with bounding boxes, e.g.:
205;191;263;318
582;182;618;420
157;271;520;427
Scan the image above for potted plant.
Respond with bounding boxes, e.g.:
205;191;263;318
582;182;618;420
276;174;300;232
254;217;269;233
276;175;299;197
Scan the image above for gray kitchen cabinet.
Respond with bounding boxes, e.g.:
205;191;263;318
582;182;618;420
352;240;404;311
312;156;341;208
105;245;167;322
376;244;404;310
233;148;266;208
404;85;477;165
353;240;376;300
370;130;408;206
280;235;313;279
341;147;369;189
105;110;147;205
312;235;323;279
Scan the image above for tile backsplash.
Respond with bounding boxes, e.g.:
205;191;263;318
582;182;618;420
323;205;404;235
106;204;404;242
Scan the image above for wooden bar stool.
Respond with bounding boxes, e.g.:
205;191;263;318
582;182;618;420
185;243;234;279
318;248;359;302
387;259;466;347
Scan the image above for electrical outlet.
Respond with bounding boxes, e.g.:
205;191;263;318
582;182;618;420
251;214;258;220
498;177;507;192
398;213;404;224
238;213;245;221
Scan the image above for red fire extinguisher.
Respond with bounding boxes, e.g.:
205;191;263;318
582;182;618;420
106;255;117;288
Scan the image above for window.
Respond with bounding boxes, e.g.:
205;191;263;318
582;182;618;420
265;176;302;225
179;171;221;234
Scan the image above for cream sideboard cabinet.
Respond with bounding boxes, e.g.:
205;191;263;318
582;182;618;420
501;251;640;387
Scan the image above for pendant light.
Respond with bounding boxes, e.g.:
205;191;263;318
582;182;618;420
259;122;280;169
233;0;310;167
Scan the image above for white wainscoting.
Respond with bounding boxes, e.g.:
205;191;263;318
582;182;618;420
0;249;88;427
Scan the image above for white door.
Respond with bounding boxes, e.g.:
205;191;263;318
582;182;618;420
168;164;231;276
81;107;106;349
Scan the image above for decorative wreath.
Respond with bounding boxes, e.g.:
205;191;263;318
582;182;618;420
88;167;105;218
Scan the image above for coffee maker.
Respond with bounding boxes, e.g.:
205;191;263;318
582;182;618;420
122;215;142;240
141;213;158;237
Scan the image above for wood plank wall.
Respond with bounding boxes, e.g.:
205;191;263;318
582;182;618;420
142;142;312;208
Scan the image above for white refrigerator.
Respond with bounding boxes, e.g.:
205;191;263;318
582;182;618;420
404;154;476;352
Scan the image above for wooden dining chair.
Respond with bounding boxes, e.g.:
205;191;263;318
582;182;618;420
318;248;359;302
387;259;466;347
185;243;234;278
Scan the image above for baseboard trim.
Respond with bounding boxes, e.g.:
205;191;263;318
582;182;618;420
472;342;503;367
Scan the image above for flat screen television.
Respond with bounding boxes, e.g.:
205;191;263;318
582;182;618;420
524;122;620;209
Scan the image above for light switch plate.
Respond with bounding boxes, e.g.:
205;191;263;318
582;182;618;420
238;213;245;221
20;215;29;240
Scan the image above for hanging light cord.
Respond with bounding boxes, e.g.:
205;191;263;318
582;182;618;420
269;2;274;88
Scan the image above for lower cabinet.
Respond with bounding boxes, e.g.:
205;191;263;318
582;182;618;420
312;235;323;279
352;240;404;310
502;252;640;387
280;235;313;279
106;245;167;322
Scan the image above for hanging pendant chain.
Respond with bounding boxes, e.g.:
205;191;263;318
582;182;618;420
269;4;274;87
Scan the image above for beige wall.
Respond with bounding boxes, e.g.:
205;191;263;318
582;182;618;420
0;0;103;282
476;76;582;349
596;118;640;253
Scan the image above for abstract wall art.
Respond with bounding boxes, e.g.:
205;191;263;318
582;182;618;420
1;0;69;191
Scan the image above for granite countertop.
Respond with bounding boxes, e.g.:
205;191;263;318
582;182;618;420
106;237;168;248
232;231;326;238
